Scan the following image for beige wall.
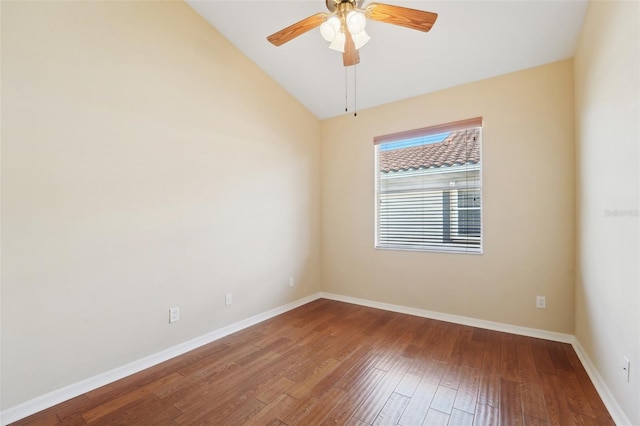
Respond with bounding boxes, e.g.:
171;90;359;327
574;1;640;424
1;1;321;409
321;60;576;333
4;0;636;419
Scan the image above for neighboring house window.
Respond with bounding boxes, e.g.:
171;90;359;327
374;117;483;253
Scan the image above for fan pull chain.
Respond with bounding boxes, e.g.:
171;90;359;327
353;65;357;117
343;66;358;117
344;67;348;112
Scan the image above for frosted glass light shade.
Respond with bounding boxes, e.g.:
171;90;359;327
347;11;367;34
351;31;371;49
352;30;371;49
329;31;346;52
320;16;341;42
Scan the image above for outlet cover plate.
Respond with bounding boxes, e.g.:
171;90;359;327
169;307;180;323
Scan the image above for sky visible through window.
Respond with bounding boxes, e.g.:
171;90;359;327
379;131;451;151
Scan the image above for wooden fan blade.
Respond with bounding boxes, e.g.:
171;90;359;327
267;13;327;46
365;3;437;32
343;26;360;66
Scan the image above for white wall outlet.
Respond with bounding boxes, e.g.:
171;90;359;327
225;293;232;306
169;307;180;323
289;277;295;287
623;356;630;382
536;296;546;309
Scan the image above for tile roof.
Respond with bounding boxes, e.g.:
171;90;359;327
379;128;480;173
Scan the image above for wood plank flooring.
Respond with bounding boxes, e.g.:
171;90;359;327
11;299;614;425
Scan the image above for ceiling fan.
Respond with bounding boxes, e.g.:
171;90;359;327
267;0;438;67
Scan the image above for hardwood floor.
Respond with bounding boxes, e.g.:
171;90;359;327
11;299;614;425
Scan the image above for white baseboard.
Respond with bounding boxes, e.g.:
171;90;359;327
0;293;323;426
2;292;630;426
571;339;632;426
319;292;574;343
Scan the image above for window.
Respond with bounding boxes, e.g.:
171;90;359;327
375;117;482;253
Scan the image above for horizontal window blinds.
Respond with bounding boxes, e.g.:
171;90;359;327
375;118;482;253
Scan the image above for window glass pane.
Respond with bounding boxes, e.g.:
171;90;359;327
375;124;482;253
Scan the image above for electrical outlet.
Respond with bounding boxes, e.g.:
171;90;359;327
289;277;295;287
623;356;630;382
536;296;546;309
225;293;232;306
169;307;180;323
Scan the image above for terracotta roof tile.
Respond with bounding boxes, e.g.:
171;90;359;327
379;128;480;173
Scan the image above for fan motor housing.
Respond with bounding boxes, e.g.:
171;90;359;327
326;0;360;13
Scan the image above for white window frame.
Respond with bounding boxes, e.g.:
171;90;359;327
374;117;483;254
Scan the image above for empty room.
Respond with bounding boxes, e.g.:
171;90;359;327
1;0;638;425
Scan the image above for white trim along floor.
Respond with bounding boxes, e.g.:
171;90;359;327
0;292;631;425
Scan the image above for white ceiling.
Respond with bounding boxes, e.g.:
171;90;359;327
186;0;588;120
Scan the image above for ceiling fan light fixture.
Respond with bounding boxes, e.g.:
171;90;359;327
267;1;438;69
329;30;346;52
352;30;371;49
320;16;341;42
346;10;367;35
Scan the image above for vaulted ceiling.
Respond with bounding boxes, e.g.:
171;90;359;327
186;1;589;119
